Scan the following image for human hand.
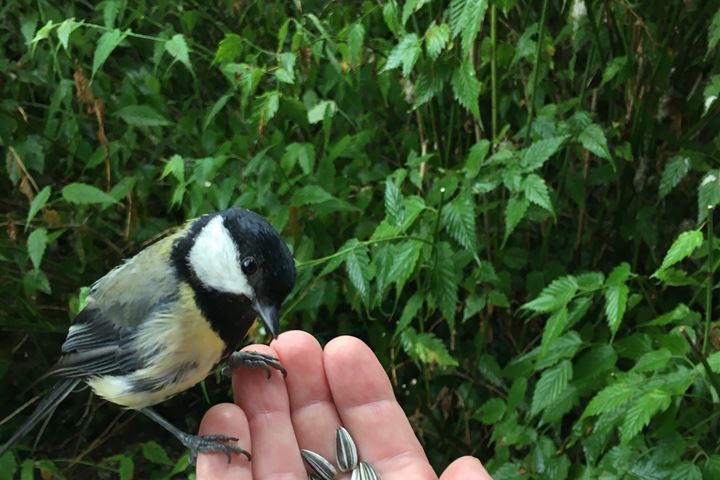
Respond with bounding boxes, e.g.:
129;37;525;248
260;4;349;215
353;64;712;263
197;331;492;479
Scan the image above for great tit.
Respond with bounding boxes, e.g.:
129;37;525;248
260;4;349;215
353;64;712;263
0;208;296;461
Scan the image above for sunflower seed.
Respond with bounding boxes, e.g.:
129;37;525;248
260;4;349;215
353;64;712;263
335;426;358;471
308;475;323;480
351;461;381;480
301;449;337;480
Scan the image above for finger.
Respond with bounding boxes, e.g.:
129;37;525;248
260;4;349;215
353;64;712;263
439;456;492;480
232;343;305;478
324;336;436;479
196;403;252;480
273;330;341;461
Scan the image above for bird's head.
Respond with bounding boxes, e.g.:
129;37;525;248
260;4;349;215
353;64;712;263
183;208;296;339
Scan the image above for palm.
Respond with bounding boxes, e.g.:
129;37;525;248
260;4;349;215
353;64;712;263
197;331;491;479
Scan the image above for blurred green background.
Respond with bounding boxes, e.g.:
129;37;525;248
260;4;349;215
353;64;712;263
2;0;720;478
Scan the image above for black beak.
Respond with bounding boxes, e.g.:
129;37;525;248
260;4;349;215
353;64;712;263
253;300;280;340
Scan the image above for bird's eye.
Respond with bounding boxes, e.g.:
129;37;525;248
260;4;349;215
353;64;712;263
241;256;258;275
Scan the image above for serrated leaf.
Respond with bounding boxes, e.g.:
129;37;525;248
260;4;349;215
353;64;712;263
632;349;671;373
451;60;481;118
383;0;402;36
61;183;117;204
619;389;671;444
530;360;572;416
522;275;577;313
465;139;490;177
203;93;232;131
521;136;568;170
698;170;720;222
388;240;422;295
583;381;637;418
255;91;280;125
92;28;127;78
165;34;193;74
425;22;450;60
213;33;244;64
604;283;629;335
290;185;334;206
474;398;506;424
653;229;703;276
27;228;48;270
710;9;720;53
413;68;448;106
402;0;432;25
522;174;553;214
448;0;489;55
383;33;421;77
385;178;404;226
274;52;296;84
441;193;477;251
579;123;612;162
601;56;628;86
26;186;51;227
607;262;631;285
116;105;170;127
646;303;695;327
307;100;336;124
540;307;568;356
432;242;459;327
400;327;459;367
503;196;529;242
345;242;371;301
395;292;423;335
658;155;691;199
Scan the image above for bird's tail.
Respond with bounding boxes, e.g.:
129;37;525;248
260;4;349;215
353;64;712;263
0;378;81;456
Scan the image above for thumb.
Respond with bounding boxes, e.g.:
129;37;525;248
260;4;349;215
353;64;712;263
439;456;493;480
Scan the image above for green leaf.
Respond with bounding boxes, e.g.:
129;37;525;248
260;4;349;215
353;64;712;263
604;284;628;335
432;242;460;327
255;90;280;126
441;193;478;251
118;456;134;480
382;0;402;36
474;398;506;424
619;389;671;444
395;292;423;335
653;229;703;276
647;304;696;327
142;441;172;465
402;0;432;25
388;240;422;295
579;123;612;162
530;360;572;416
400;327;458;367
632;348;671;373
382;33;421;77
540;307;568;356
307;100;336;124
345;242;371;301
659;155;691;199
465;139;490;177
384;178;404;225
26;186;51;227
161;154;185;181
27;228;48;270
448;0;489;55
290;185;335;206
61;183;117;205
521;136;568;170
413;68;449;107
347;23;365;67
425;22;450;60
56;18;80;51
0;449;18;480
709;9;720;53
274;52;296;84
165;34;193;74
213;33;244;64
601;56;628;86
116;105;171;127
503;196;529;242
203;93;232;131
522;275;577;313
698;170;720;222
582;380;637;418
522;174;553;215
451;60;481;118
704;75;720;115
92;28;127;78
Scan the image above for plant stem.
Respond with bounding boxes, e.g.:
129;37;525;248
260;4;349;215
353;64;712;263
704;206;715;355
524;0;549;145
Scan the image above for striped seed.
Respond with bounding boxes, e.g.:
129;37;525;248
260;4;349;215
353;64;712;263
336;426;358;472
301;449;337;480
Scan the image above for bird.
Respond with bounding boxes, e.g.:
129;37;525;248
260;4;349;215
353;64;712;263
0;208;296;461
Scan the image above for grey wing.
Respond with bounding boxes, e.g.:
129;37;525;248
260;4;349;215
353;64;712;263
53;235;181;378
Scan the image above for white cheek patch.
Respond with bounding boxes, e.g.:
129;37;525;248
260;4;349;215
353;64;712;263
188;216;253;297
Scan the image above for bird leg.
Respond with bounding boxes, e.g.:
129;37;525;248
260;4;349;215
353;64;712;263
223;350;287;378
140;408;250;464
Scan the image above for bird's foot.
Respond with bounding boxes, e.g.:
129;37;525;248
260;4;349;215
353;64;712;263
222;351;287;379
182;433;250;465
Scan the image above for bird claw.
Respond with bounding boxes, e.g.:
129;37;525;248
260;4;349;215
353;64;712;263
225;351;287;378
183;433;250;465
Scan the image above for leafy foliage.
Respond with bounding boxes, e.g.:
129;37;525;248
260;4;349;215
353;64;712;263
1;0;720;478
